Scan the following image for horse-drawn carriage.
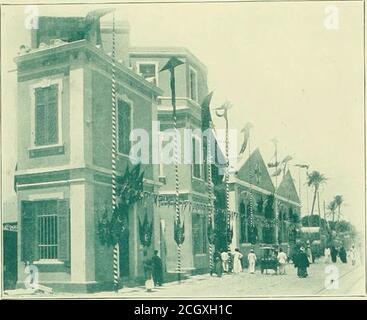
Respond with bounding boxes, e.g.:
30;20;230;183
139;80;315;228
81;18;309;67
259;246;278;274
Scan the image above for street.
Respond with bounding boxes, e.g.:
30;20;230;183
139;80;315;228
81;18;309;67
6;259;361;299
113;261;364;298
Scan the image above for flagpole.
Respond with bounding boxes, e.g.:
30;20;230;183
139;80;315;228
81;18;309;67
224;111;232;252
273;139;279;245
248;133;254;243
111;12;120;292
207;123;214;275
160;57;184;283
201;92;215;276
172;68;181;283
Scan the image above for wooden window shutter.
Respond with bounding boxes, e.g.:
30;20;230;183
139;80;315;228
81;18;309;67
35;97;46;146
34;85;59;146
57;199;70;264
47;85;58;144
21;201;38;263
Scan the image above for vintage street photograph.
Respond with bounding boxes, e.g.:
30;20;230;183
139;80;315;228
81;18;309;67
1;0;365;300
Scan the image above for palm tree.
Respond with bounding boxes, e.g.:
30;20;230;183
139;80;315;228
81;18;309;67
327;200;337;223
307;171;327;215
334;195;343;222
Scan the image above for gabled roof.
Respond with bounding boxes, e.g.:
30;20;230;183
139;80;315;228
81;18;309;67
236;148;275;193
276;170;300;204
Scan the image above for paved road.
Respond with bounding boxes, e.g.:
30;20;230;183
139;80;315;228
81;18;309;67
112;260;365;298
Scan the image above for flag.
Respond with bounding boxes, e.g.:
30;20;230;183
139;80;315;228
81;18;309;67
160;57;184;118
239;122;253;154
207;218;215;245
214;101;232;121
267;161;280;168
271;167;282;177
295;164;309;170
281;155;292;176
174;217;185;245
201;91;214;131
139;212;153;247
281;155;293;164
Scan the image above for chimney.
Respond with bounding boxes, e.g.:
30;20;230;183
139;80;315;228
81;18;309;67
100;20;130;67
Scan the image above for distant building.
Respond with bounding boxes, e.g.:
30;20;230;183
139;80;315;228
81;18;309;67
230;149;301;252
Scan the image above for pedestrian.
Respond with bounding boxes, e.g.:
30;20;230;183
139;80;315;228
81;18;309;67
277;248;287;275
324;246;331;264
233;248;243;274
349;245;357;266
331;245;338;263
215;253;223;277
294;247;310;278
151;250;163;286
339;246;347;263
220;250;229;273
143;257;154;292
247;249;257;274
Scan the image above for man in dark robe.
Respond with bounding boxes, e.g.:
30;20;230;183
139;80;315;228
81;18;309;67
331;245;338;263
294;247;310;278
215;253;223;277
151;250;163;286
339;246;347;263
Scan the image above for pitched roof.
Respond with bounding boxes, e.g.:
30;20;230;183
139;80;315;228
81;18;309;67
276;170;300;204
236;148;275;193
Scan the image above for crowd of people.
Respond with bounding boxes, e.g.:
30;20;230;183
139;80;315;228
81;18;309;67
212;247;288;277
324;244;357;265
142;243;358;291
212;242;359;280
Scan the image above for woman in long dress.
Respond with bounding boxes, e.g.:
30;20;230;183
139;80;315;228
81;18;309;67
324;246;331;264
349;245;357;266
247;249;257;274
232;248;243;274
277;248;287;275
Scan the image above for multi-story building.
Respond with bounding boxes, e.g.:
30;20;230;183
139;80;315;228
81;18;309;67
14;16;163;292
14;15;211;292
130;47;211;274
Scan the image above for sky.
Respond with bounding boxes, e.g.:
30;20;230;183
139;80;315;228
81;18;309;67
1;1;365;231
